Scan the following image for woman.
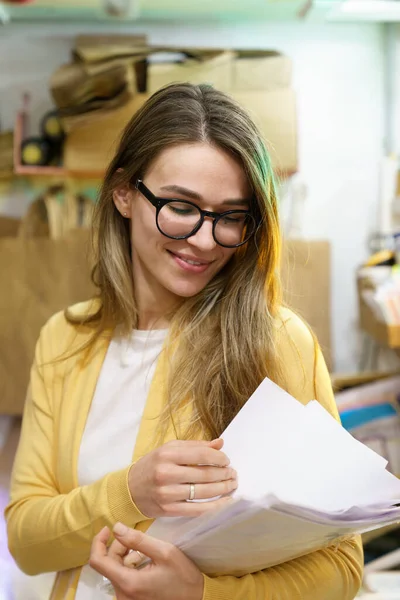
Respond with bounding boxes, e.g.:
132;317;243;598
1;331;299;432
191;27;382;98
5;83;363;600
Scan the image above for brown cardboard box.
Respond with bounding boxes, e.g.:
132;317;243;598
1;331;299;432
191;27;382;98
65;89;297;175
282;239;332;369
232;89;297;175
0;230;94;415
148;49;297;174
233;51;292;92
64;94;149;173
148;50;292;94
147;51;235;94
64;49;297;175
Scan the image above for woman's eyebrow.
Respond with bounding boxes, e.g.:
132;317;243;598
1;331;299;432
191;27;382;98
160;184;250;207
160;184;202;201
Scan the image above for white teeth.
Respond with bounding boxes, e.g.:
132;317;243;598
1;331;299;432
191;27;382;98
171;252;208;266
176;255;205;266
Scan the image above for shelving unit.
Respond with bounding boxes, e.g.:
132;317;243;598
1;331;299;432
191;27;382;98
13;112;104;180
359;298;400;349
3;0;400;25
13;110;295;181
358;281;400;349
0;0;312;25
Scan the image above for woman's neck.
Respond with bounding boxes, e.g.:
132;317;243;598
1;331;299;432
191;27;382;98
136;311;170;331
133;260;180;331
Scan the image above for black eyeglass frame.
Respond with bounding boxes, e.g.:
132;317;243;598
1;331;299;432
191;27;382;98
135;179;258;248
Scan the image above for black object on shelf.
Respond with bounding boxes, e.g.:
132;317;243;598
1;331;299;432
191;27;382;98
20;137;54;167
21;111;65;167
40;110;65;144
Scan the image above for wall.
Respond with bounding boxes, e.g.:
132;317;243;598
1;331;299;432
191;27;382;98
391;25;400;155
0;21;385;371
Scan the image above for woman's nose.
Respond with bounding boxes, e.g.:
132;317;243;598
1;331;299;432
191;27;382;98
186;218;217;252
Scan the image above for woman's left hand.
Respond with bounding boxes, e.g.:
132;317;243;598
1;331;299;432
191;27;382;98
90;523;204;600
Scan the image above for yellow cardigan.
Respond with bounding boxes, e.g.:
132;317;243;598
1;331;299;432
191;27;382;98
5;301;363;600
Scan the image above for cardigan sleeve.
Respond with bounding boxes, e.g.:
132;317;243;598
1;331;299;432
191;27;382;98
202;310;363;600
202;537;362;600
5;319;149;576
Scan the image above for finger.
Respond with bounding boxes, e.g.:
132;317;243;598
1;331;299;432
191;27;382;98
209;438;224;450
167;439;220;448
91;526;111;559
113;523;176;564
90;528;137;588
123;550;146;569
186;479;238;500
163;478;237;502
90;549;133;586
172;446;230;467
90;527;126;577
162;495;234;518
174;465;237;485
108;539;130;563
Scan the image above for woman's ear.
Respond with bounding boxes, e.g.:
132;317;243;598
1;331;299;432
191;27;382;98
113;185;133;219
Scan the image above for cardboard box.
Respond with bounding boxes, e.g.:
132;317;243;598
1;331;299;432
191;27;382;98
282;239;332;370
0;231;95;415
64;94;149;173
232;53;297;173
148;50;292;94
65;49;297;175
233;51;292;92
65;88;297;175
148;51;235;94
232;89;297;175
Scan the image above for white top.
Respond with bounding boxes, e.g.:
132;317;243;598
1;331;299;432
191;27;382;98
75;327;167;600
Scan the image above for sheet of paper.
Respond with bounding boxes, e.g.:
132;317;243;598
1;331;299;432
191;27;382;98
178;504;347;576
147;376;400;577
220;377;400;511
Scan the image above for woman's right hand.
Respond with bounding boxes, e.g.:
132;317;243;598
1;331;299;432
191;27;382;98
127;439;237;518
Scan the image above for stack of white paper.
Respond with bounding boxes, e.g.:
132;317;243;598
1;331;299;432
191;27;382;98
147;378;400;577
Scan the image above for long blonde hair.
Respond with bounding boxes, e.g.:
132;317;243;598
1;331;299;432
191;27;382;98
67;83;283;439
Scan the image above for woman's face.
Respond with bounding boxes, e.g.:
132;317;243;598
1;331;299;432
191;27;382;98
114;142;252;305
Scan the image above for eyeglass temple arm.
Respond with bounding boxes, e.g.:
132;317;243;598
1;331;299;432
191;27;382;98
135;180;159;208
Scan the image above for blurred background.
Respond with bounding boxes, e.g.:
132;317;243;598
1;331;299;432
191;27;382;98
0;1;400;598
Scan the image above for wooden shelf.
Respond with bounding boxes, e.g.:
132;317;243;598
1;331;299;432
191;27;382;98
13;112;103;180
13;110;294;181
1;0;310;25
14;165;104;179
14;164;68;178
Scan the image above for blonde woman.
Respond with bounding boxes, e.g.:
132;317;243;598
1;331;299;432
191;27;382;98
6;83;363;600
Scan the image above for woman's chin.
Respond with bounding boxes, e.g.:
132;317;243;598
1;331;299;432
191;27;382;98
166;280;208;299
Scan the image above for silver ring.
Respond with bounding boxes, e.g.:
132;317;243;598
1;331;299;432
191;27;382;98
188;483;195;501
124;550;145;568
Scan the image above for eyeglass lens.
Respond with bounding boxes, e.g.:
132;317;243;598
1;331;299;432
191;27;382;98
158;201;255;247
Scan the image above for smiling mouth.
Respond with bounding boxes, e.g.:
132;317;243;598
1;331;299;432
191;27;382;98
168;251;212;266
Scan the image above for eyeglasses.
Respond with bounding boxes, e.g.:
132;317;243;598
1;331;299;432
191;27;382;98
135;180;257;248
